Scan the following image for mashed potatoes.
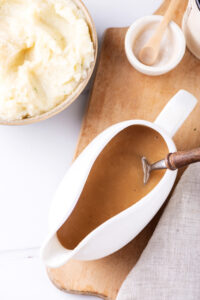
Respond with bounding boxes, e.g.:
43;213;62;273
0;0;94;121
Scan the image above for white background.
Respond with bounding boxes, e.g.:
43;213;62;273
0;1;162;299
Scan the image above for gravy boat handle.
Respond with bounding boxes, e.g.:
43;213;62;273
154;90;197;137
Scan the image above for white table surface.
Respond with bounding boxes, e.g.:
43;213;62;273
0;1;162;299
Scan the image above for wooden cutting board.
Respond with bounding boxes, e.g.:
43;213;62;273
48;0;200;299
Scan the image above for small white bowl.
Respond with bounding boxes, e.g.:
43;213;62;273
125;15;186;76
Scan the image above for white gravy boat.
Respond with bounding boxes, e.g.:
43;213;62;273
41;90;197;268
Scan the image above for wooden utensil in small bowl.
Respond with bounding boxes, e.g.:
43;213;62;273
139;0;182;66
142;147;200;184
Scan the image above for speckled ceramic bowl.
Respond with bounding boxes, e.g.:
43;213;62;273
1;0;98;125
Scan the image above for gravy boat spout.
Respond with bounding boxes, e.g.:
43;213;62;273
41;90;197;268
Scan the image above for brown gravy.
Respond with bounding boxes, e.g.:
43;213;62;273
57;125;168;249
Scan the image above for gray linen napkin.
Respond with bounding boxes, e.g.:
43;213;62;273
117;163;200;300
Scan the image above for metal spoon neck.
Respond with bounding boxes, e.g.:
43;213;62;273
150;159;167;171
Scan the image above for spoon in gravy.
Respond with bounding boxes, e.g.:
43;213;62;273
142;147;200;184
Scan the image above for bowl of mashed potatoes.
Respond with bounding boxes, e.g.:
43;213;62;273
0;0;97;125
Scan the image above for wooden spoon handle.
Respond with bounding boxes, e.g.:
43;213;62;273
162;0;182;25
165;147;200;170
148;0;181;47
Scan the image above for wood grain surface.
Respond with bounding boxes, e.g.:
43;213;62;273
48;0;200;299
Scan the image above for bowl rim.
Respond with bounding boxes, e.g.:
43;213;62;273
0;0;98;126
125;15;186;76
